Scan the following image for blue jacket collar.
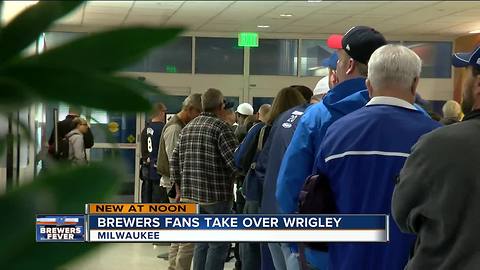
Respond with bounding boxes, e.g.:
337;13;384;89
323;77;366;103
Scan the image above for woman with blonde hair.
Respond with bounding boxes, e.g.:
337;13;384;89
66;117;89;165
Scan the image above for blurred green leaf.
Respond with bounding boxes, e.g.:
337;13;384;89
0;162;123;270
0;77;35;111
0;1;83;64
18;27;183;73
3;65;157;111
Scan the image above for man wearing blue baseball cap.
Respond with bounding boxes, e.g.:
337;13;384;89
276;26;387;269
392;45;480;269
312;52;339;102
322;52;339;90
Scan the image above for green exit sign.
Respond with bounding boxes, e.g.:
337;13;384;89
238;32;258;47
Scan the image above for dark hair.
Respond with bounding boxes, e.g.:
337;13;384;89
290;85;313;102
267;87;306;124
244;115;258;131
472;66;480;77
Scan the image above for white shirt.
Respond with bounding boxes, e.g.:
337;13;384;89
366;96;417;110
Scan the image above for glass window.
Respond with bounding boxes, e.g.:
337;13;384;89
404;42;452;78
126;37;192;73
250;39;298;76
195;37;244;74
225;96;240;111
253;97;274;112
300;39;334;77
89;112;137;144
159;95;188;114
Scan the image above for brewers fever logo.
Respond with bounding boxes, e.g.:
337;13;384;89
36;215;85;242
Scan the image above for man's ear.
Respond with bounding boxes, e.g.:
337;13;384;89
366;78;373;98
346;58;356;75
411;76;419;96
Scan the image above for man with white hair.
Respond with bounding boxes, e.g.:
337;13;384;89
313;44;441;270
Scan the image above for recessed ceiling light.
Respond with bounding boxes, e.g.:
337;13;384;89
469;29;480;34
280;13;293;17
257;25;270;28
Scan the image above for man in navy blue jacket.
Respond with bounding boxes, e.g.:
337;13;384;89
276;26;387;269
315;45;441;270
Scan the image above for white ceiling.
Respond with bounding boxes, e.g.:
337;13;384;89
4;1;480;38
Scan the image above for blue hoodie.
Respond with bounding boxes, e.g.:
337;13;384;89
275;77;370;268
276;77;370;215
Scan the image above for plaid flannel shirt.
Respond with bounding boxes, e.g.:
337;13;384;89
170;112;238;203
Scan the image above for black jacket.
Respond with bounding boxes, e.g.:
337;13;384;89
48;114;94;149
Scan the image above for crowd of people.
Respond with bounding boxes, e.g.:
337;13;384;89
46;25;480;270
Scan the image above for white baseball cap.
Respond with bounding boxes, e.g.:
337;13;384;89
236;103;254;116
313;76;330;96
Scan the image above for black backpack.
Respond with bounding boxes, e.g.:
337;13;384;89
298;173;337;251
55;135;71;160
55;137;70;160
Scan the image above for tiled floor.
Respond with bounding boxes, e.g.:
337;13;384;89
61;243;236;270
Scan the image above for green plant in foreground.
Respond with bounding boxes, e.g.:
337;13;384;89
0;1;182;269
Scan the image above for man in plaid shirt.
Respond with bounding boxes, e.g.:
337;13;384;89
170;88;238;270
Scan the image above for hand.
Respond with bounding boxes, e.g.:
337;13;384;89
175;184;181;203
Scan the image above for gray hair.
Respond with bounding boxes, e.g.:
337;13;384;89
442;100;462;119
368;44;422;90
182;93;202;111
201;88;224;112
258;104;271;117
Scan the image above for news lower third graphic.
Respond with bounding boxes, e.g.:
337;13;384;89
36;204;389;243
36;215;85;242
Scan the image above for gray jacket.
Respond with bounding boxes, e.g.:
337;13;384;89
392;110;480;270
67;129;87;165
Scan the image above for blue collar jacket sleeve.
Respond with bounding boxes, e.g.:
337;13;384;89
234;123;263;171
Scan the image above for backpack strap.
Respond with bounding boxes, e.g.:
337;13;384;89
256;125;267;152
250;125;270;170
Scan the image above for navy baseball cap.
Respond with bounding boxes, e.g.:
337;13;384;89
321;52;338;70
327;26;387;65
452;45;480;69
